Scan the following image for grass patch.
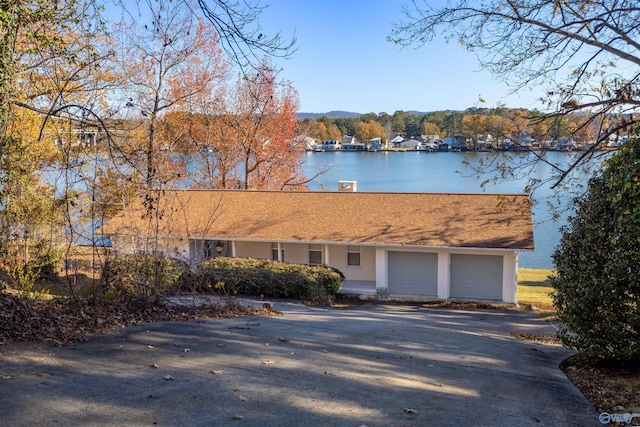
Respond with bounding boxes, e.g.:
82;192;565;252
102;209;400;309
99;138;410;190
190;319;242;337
517;268;555;318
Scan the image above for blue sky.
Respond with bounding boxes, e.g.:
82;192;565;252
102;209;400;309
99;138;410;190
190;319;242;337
257;0;545;114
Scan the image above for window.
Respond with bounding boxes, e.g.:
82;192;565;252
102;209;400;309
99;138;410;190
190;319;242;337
347;245;360;266
271;242;284;261
309;244;322;265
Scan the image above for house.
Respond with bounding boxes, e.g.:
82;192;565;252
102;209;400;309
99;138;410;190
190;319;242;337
102;189;534;304
321;139;342;150
420;134;441;144
399;139;421;149
444;136;468;151
341;135;367;151
369;137;383;151
296;135;317;151
475;134;496;151
416;141;438;151
342;134;357;144
557;138;576;151
390;138;420;149
390;135;405;144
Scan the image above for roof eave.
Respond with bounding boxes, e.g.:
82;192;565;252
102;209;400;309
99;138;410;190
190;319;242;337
116;234;533;252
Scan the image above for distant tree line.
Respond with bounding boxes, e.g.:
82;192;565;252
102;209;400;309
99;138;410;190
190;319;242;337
299;107;625;146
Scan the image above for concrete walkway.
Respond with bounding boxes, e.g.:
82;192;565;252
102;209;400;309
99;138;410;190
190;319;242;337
0;300;599;426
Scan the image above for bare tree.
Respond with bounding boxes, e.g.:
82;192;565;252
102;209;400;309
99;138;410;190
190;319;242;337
195;0;296;71
121;0;296;73
390;0;640;186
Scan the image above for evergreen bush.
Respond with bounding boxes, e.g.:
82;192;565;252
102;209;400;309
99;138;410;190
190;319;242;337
550;139;640;362
198;257;343;304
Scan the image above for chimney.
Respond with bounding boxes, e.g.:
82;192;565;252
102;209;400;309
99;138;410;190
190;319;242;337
338;181;357;192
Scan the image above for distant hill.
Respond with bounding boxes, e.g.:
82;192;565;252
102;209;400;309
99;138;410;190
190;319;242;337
297;110;438;119
298;111;362;119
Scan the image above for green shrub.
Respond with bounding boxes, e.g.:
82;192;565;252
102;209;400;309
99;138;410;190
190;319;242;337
197;257;343;303
550;139;640;362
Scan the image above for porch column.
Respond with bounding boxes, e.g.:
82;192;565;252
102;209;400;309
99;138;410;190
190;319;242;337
323;244;330;266
502;252;517;304
231;241;237;257
375;248;388;296
437;251;450;299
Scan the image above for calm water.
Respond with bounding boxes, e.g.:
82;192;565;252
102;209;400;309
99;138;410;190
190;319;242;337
302;150;590;269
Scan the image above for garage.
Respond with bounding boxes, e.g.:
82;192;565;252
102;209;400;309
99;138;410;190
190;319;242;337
388;251;437;295
450;254;503;300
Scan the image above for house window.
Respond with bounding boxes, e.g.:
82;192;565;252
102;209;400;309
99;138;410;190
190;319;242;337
309;244;322;265
347;245;360;266
271;242;284;261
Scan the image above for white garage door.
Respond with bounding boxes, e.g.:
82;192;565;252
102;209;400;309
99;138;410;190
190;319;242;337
388;252;437;296
450;254;503;300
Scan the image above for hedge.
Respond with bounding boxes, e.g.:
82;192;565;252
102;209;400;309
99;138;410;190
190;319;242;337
197;257;343;303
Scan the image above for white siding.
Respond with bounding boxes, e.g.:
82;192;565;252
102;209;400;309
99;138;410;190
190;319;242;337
282;243;307;265
328;245;375;281
235;241;270;259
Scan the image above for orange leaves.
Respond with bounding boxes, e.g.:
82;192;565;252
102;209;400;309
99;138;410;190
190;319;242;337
164;58;306;191
112;1;229;189
167;20;229;114
112;5;303;192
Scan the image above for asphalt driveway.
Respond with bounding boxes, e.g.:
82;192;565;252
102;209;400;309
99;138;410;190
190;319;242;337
0;300;600;426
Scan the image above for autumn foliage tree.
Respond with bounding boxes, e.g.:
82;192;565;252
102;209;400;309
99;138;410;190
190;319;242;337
355;120;385;145
225;61;305;190
0;0;110;289
0;0;298;297
421;122;440;137
112;0;228;190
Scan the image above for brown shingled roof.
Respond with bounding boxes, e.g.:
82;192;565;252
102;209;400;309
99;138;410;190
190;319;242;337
103;190;534;250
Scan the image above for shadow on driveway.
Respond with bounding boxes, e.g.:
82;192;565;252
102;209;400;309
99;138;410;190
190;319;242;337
0;300;599;426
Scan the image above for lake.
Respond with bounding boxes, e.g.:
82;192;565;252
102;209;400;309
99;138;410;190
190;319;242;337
301;150;590;270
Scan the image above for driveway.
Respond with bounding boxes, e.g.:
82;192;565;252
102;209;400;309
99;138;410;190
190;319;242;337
0;300;599;426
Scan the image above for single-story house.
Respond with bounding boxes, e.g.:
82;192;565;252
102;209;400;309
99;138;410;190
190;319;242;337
390;135;405;144
393;139;421;149
102;189;534;303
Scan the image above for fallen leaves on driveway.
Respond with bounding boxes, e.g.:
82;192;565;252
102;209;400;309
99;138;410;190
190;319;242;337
510;331;561;344
0;291;273;345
